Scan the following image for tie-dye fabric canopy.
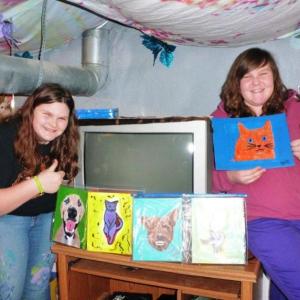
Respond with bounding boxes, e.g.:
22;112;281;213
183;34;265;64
66;0;300;46
0;0;105;55
0;0;300;54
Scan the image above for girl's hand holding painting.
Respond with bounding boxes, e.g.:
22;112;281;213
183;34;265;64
226;167;266;185
291;139;300;160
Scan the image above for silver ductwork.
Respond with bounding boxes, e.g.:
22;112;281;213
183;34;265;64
0;26;108;96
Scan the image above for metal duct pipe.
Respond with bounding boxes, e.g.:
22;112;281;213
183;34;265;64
82;26;109;92
0;27;108;96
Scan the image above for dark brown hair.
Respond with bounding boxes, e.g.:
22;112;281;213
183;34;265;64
14;83;79;182
220;48;289;117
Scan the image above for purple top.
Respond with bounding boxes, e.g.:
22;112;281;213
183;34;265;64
211;91;300;221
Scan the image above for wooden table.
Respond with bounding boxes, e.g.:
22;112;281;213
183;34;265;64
52;243;261;300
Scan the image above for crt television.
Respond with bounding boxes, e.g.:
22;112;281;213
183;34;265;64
75;117;213;193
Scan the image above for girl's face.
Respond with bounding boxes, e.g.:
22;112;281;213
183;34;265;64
240;64;274;116
32;102;70;144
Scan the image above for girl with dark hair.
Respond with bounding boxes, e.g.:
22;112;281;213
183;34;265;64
212;48;300;300
0;83;79;300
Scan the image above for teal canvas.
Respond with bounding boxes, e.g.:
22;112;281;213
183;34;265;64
133;197;182;261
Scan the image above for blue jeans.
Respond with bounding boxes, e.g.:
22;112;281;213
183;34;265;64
0;213;55;300
248;218;300;300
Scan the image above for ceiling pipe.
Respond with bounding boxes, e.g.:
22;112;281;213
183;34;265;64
0;26;109;96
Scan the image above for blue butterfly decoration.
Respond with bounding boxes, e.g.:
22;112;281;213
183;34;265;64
14;51;33;59
141;34;176;67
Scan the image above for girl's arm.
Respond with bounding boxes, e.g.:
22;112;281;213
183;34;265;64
0;160;65;216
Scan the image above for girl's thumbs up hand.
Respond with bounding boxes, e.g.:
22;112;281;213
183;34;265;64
35;160;65;194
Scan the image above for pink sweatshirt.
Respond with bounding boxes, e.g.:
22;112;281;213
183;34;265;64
211;92;300;221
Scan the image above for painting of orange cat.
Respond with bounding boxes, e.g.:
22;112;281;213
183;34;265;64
234;120;275;161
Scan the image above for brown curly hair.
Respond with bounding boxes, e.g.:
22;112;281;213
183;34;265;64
14;83;79;183
220;48;289;117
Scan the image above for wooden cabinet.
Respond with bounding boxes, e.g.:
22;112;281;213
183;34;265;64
52;243;261;300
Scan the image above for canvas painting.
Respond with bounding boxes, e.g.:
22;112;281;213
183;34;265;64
191;194;247;264
0;94;14;121
52;185;88;249
133;196;182;262
182;195;192;263
212;113;294;170
87;191;133;254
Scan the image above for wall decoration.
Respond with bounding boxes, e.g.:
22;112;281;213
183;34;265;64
141;34;176;67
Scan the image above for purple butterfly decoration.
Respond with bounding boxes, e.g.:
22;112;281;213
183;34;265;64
0;14;20;49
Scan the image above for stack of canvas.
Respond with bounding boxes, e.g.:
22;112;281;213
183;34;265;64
52;186;247;264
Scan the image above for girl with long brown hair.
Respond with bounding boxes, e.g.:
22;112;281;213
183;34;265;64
0;83;79;300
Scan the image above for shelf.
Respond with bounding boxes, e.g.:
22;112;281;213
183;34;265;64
52;244;261;300
70;259;241;299
52;244;260;282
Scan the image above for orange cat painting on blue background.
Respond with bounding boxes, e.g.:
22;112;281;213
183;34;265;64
212;113;294;170
234;120;275;161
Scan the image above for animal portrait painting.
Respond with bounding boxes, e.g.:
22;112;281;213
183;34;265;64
133;197;182;262
234;120;275;161
192;195;246;264
0;94;13;120
212;113;294;170
54;194;85;247
86;192;132;254
52;186;88;249
141;208;179;251
103;199;123;245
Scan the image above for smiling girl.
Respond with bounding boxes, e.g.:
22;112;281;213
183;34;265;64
0;83;79;300
212;48;300;300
